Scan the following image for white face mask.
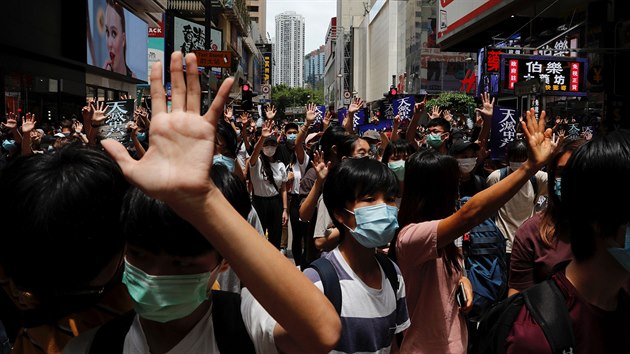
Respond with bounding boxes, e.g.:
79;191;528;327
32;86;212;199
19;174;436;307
457;157;477;174
263;146;277;157
509;161;524;171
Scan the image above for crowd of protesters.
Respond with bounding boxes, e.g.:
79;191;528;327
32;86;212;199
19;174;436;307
0;51;628;354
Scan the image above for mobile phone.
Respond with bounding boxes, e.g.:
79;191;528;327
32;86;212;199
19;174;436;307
456;282;467;307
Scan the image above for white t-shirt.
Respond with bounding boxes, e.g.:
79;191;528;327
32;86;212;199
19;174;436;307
287;154;310;195
249;157;288;197
313;196;334;239
123;306;219;353
240;288;279;354
236;141;249;172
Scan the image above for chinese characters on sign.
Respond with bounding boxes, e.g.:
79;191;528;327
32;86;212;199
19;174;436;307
96;100;134;147
490;106;518;160
502;56;587;96
393;96;415;121
487;50;503;72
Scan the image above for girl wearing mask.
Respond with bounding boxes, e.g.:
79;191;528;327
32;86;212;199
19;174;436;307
249;119;288;250
391;109;557;353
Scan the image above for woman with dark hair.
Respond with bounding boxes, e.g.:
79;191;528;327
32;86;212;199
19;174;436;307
103;0;135;78
248;119;288;250
393;109;557;353
509;136;586;296
213;119;246;181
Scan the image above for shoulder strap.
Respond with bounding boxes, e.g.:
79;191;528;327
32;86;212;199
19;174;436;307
88;310;136;354
522;280;576;354
501;167;538;201
374;252;399;293
308;257;342;314
374;252;404;347
211;290;256;354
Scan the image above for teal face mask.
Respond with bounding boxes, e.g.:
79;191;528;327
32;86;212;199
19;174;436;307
387;160;405;181
554;177;562;199
122;259;217;323
286;133;297;143
426;133;443;148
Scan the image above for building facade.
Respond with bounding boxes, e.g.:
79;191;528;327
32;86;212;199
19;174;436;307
273;11;305;88
304;46;326;88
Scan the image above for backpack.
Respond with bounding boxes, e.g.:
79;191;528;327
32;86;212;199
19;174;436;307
499;167;538;201
306;252;403;344
460;196;508;320
471;279;576;354
63;290;255;354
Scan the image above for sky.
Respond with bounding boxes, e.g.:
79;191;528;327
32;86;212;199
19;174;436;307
266;0;336;54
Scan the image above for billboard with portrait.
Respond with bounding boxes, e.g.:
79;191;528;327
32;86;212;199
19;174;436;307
86;0;148;81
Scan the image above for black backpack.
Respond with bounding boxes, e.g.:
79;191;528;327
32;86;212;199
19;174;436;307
459;196;508;320
64;290;255;354
471;279;576;354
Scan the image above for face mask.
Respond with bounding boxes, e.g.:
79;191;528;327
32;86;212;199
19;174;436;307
343;203;399;248
554;177;562;199
2;139;17;153
388;160;405;181
286;133;297;144
608;232;630;273
136;132;147;142
509;161;523;171
263;146;277;157
426;133;443;148
457;157;477;174
122;259;220;323
213;154;236;173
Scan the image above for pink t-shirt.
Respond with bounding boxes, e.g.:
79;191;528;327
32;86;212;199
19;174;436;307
396;220;467;354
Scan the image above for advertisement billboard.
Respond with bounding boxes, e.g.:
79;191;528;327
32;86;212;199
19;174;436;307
500;55;588;96
86;0;148;81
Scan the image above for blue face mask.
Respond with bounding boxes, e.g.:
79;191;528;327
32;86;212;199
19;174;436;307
286;133;297;144
426;133;443;148
608;228;630;273
213;154;236;173
554;177;562;199
344;203;399;248
2;139;17;153
136;132;147;142
122;260;218;323
388;160;405;181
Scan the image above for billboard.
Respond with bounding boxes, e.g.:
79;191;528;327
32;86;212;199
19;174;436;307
86;0;148;81
500;55;588;96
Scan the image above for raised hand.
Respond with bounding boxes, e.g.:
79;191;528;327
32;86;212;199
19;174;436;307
224;106;233;122
91;101;111;125
240;112;250;125
261;119;273;138
443;110;453;122
2;112;18;130
311;149;331;182
265;105;277;120
322;110;332;130
429;105;442;119
348;97;364;115
72;120;84;133
21;113;36;134
475;92;495;117
521;108;558;169
414;96;427;114
393;114;401;129
305;103;317;125
100;52;234;207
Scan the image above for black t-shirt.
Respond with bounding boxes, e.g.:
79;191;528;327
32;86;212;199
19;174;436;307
459;173;487;198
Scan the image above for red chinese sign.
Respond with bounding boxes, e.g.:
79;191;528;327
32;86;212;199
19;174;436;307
487;50;502;72
508;60;518;89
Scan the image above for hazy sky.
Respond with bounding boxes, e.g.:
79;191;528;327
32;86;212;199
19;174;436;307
266;0;336;54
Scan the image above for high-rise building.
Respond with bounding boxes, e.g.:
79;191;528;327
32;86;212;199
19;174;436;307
246;0;267;39
273;11;304;88
304;45;326;88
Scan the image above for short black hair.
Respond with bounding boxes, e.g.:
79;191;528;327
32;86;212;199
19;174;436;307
0;145;129;296
284;122;299;132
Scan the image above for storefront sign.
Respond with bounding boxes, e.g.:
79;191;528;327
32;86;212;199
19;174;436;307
486;50;503;72
500;55;588;96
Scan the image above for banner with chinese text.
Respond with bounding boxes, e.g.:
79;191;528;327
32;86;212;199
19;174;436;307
500;55;588;96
